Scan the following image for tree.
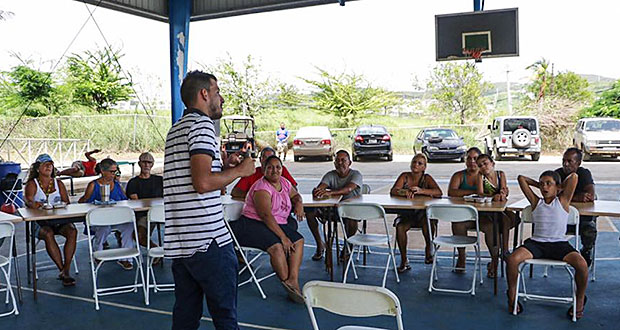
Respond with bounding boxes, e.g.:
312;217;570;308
200;54;271;117
273;82;305;109
426;62;491;125
65;47;133;113
302;67;401;127
580;80;620;118
525;58;592;103
0;60;68;116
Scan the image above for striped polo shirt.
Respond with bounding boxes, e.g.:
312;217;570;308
163;108;232;259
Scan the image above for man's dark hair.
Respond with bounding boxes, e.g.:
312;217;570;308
180;71;217;108
564;147;583;162
260;147;276;158
540;170;562;185
336;149;351;161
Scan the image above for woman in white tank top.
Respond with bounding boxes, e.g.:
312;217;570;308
505;170;588;320
24;154;77;286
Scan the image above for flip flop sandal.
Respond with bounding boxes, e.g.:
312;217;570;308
281;281;304;304
62;275;76;287
311;250;324;261
506;291;524;315
567;295;587;320
397;263;411;273
424;255;434;265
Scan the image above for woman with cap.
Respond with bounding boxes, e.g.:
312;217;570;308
24;154;77;286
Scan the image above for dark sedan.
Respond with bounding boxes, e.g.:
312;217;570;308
351;125;393;161
413;128;467;161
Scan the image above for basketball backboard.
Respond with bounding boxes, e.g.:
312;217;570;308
435;8;519;62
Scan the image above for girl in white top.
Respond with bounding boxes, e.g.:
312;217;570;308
506;171;588;320
24;154;76;286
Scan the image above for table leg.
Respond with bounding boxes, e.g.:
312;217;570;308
492;212;498;295
362;220;367;266
31;221;37;300
26;222;31;285
513;211;521;250
324;210;334;282
12;240;23;303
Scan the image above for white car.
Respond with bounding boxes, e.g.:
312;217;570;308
573;117;620;160
484;116;542;161
292;126;335;162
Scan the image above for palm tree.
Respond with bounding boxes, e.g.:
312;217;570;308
526;58;551;102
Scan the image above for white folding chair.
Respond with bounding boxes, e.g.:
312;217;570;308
222;200;276;299
0;221;18;317
1;171;26;207
145;204;173;305
303;280;404;330
338;202;399;288
513;205;580;321
427;204;482;295
85;206;146;310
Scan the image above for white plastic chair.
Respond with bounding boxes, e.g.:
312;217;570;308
0;221;18;317
145;204;173;305
338;202;399;288
85;206;146;310
426;204;482;295
222;200;276;299
303;280;404;330
513;205;580;321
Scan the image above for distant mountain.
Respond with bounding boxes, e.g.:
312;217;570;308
578;74;616;84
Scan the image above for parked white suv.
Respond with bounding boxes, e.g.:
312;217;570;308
484;116;541;161
573;117;620;161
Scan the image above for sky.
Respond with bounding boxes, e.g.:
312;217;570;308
1;0;618;104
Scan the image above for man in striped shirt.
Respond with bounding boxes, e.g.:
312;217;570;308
164;71;255;330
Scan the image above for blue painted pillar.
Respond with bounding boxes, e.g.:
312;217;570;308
169;0;191;124
473;0;482;11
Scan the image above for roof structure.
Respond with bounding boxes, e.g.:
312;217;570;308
76;0;344;22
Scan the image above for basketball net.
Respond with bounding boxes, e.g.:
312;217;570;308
462;48;484;63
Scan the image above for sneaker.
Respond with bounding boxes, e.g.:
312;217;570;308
117;260;133;270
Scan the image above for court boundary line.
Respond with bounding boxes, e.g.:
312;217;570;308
13;286;293;330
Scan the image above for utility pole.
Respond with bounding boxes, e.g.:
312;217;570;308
506;66;512;115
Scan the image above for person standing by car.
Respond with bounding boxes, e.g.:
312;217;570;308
554;147;597;266
276;122;289;161
163;71;255;330
306;150;363;261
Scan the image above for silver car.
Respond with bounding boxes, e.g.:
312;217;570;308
573;118;620;160
292;126;335;161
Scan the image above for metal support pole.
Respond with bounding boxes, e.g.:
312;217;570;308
169;0;191;124
474;0;482;11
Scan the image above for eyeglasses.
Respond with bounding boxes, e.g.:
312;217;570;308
140;160;153;164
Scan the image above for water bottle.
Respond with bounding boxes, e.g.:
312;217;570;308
101;184;110;202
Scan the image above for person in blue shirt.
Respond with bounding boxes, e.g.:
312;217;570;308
276;122;289;161
79;157;135;270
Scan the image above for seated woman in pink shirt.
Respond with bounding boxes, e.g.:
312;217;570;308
230;155;305;303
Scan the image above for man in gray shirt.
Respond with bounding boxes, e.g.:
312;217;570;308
307;150;363;261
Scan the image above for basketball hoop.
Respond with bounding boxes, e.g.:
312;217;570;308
463;48;484;63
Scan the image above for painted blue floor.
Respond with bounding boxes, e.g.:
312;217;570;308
1;220;620;330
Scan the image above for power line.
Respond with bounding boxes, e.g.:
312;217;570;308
82;3;166;144
0;1;104;151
